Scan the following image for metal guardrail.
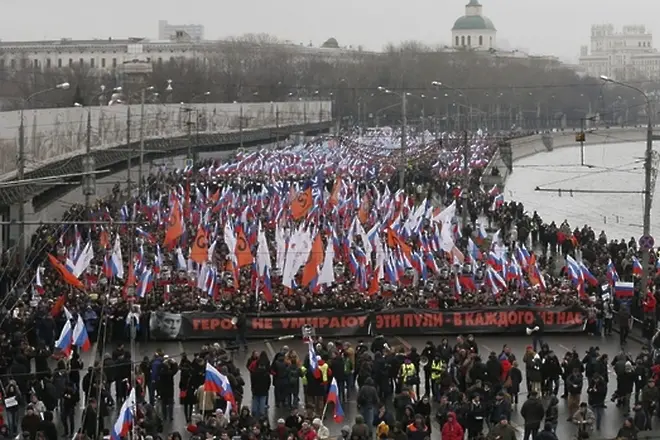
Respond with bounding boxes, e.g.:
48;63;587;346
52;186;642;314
0;120;332;206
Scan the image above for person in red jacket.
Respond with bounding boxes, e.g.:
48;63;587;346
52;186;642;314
643;293;657;316
297;421;317;440
441;412;464;440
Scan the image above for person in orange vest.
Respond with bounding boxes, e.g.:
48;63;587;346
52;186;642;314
406;414;429;440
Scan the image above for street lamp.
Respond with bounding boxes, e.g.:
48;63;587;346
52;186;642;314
17;82;70;262
378;86;407;189
601;75;654;301
433;80;471;228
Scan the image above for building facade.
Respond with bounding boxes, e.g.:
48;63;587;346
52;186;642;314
579;24;660;80
0;37;367;76
158;20;204;41
451;0;497;51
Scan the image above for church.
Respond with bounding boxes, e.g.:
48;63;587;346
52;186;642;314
451;0;497;50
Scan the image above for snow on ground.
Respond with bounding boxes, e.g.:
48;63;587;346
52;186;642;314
503;141;658;240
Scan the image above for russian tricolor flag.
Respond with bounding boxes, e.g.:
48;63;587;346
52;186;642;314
327;378;344;423
136;227;156;244
136;269;153;298
607;259;619;284
34;267;45;295
632;256;643;276
72;314;91;352
204;362;225;393
204;363;236;407
55;319;73;357
615;281;634;298
111;389;136;440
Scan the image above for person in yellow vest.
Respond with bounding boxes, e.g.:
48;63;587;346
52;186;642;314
398;359;417;394
312;357;332;414
429;355;445;402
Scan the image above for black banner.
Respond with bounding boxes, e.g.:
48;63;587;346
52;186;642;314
148;306;585;340
373;306;585;336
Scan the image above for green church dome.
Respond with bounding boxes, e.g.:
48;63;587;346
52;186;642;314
452;15;496;31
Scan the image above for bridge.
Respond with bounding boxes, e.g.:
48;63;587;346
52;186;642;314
0;100;332;248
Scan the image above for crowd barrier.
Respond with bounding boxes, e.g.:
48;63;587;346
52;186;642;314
148;305;586;341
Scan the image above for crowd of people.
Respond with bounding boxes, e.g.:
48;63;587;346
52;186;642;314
0;128;654;440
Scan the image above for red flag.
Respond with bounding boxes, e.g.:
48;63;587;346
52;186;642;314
50;294;66;317
47;254;84;290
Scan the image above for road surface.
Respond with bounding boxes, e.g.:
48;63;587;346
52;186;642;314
66;331;642;439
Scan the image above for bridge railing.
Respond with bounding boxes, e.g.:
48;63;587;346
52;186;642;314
0;100;332;180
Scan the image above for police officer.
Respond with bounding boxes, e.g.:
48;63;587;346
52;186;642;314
398;358;417;397
430;353;445;402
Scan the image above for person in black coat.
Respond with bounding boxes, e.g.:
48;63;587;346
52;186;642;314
248;351;272;418
82;400;99;440
157;357;178;421
38;412;57;440
531;312;545;352
535;422;558;440
520;391;545;440
587;373;607;431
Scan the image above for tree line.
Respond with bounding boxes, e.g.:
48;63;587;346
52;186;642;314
0;34;647;129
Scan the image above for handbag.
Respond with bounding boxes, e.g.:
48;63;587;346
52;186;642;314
179;389;187;399
503;376;512;388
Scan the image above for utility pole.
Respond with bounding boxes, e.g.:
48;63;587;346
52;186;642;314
84;111;93;208
126;107;132;198
462;129;469;227
642;98;654;299
138;88;145;193
239;105;244;148
600;76;655;299
579;117;585;166
17;109;25;263
399;91;407;190
186;108;193;159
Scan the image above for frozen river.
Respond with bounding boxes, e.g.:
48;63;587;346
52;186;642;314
504;141;657;240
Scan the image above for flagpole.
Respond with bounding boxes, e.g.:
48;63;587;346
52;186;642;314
321;400;329;422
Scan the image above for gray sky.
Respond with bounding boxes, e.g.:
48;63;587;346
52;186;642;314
1;0;659;62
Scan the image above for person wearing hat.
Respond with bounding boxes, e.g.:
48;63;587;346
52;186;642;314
311;418;329;440
488;416;517;440
337;425;350;440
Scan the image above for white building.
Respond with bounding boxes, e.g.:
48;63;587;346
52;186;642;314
451;0;497;51
579;24;660;80
0;37;369;75
158;20;204;41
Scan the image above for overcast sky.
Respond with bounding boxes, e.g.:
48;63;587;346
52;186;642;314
1;0;659;62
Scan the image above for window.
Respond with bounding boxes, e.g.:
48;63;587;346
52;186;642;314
455;36;459;46
79;58;84;66
479;36;483;46
101;58;106;68
90;58;95;68
158;57;163;65
10;59;15;69
69;58;73;67
58;58;62;68
467;35;471;46
33;59;39;68
490;36;493;46
0;59;4;69
46;58;51;68
461;36;465;46
112;58;117;68
20;58;26;68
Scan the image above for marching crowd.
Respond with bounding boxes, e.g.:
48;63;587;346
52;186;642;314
0;129;654;440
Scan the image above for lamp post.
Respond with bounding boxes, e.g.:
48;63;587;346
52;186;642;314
433;81;471;228
601;75;654;300
378;86;407;190
17;82;70;262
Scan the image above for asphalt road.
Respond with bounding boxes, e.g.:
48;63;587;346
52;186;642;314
66;332;642;439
